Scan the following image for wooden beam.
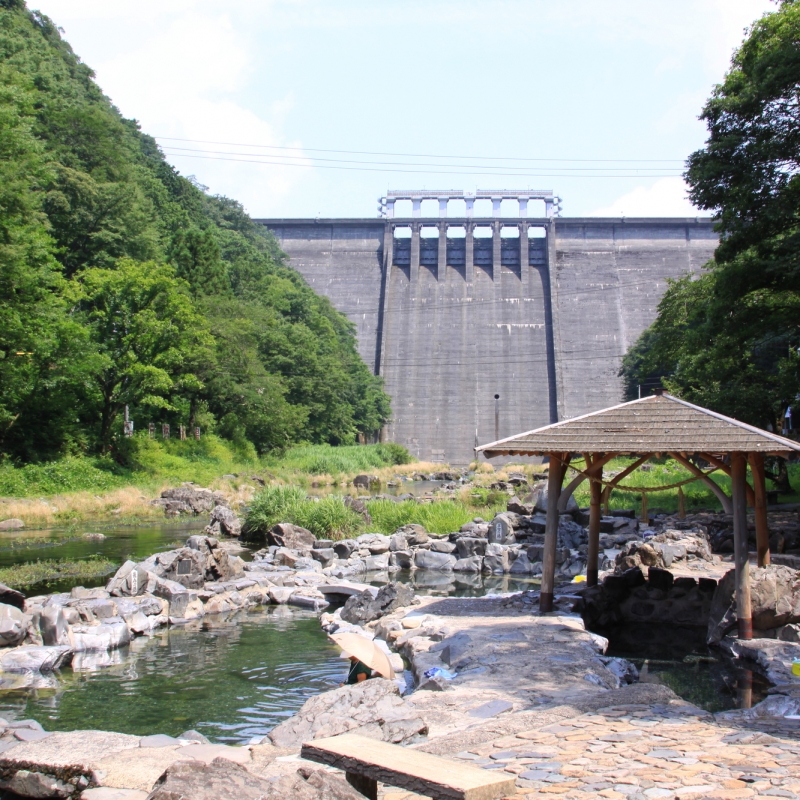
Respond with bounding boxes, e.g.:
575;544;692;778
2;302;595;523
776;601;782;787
748;453;770;567
557;452;616;512
600;455;650;512
587;455;603;588
731;453;753;640
697;452;755;506
669;452;733;515
540;453;567;612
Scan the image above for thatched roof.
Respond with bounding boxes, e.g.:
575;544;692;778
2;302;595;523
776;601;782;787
476;393;800;458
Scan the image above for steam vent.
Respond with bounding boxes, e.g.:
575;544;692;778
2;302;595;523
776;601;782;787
256;191;717;463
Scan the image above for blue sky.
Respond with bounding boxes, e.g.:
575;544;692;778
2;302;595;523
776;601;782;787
34;0;775;218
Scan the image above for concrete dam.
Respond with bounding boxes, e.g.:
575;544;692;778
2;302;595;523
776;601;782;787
256;189;718;464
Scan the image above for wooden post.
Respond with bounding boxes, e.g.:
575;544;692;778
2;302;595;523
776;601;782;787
587;457;602;588
540;453;565;612
731;453;753;640
346;773;377;800
749;453;770;567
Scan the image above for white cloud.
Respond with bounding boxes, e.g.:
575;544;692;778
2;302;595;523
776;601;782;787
590;178;700;217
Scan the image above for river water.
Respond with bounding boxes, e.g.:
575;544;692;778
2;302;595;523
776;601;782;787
0;521;763;740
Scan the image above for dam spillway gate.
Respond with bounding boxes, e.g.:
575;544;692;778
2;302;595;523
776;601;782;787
256;191;718;464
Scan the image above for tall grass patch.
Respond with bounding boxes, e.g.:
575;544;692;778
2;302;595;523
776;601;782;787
244;485;363;540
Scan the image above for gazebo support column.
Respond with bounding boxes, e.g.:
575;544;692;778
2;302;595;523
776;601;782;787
540;453;566;612
748;453;770;567
587;461;602;587
731;453;753;640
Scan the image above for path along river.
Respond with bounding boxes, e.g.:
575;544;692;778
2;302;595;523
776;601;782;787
0;522;761;743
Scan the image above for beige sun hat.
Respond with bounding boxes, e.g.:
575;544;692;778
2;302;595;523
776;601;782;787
330;633;395;679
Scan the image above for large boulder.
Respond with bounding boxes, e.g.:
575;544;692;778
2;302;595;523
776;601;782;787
151;485;226;516
0;603;28;647
267;523;316;550
535;485;578;514
106;561;159;597
708;565;800;643
340;582;415;625
139;548;207;590
147;758;364;800
413;550;455;571
0;584;24;611
204;505;241;538
268;678;427;749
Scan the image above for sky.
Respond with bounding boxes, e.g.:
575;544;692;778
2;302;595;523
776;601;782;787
32;0;776;219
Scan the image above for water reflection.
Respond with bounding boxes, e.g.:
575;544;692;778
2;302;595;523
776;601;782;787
370;568;540;597
0;606;344;744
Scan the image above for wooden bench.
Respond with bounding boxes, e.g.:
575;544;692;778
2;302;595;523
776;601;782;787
300;733;516;800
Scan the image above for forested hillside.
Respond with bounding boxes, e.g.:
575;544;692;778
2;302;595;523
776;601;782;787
0;0;390;464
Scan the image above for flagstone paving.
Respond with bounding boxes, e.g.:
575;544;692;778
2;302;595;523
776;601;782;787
379;701;800;800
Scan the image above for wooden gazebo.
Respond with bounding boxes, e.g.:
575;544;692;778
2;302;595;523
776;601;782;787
476;391;800;639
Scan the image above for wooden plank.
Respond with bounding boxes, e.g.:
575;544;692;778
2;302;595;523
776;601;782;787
301;734;516;800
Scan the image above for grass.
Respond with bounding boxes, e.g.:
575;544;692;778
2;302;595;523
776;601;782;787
244;484;507;540
568;456;800;515
0;439;415;528
0;556;117;589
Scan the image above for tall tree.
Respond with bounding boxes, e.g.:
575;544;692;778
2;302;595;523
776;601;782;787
71;260;213;451
627;0;800;432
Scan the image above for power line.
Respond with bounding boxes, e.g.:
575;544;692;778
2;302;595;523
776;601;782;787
160;150;684;179
161;145;682;174
154;136;686;165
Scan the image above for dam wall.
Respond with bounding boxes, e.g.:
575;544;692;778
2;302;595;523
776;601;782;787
256;216;718;464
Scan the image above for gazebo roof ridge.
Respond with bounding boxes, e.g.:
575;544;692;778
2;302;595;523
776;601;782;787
476;392;800;457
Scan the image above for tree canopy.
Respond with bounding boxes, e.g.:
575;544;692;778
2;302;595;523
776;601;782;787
0;3;390;461
622;0;800;433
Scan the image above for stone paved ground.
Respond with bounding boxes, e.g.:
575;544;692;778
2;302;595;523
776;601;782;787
379;701;800;800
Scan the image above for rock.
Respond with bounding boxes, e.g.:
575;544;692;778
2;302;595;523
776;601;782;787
139;548;207;590
488;514;515;544
206;505;242;538
0;645;72;673
0;519;24;530
83;789;149;800
357;533;390;554
353;474;378;489
146;757;272;800
311;548;335;568
69;621;130;652
268;586;294;604
389;532;408;551
429;540;456;554
509;552;535;574
413;550;456;571
267;523;316;550
364;553;390;571
708;565;800;643
535;486;578;513
456;538;486;559
648;567;674;592
179;729;210;744
507;497;534;515
340;582;415;625
0;584;24;611
453;556;483;572
39;606;69;646
0;603;27;646
344;496;372;525
333;539;357;560
106;561;159;598
390;550;413;568
154;486;222;516
0;769;74;798
268;678;426;748
482;543;510;574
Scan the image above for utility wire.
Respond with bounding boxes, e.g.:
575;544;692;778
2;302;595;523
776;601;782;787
161;145;682;174
155;136;686;165
160;150;683;179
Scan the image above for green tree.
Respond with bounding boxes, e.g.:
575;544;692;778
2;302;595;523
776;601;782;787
168;228;229;297
71;259;213;451
627;1;800;430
